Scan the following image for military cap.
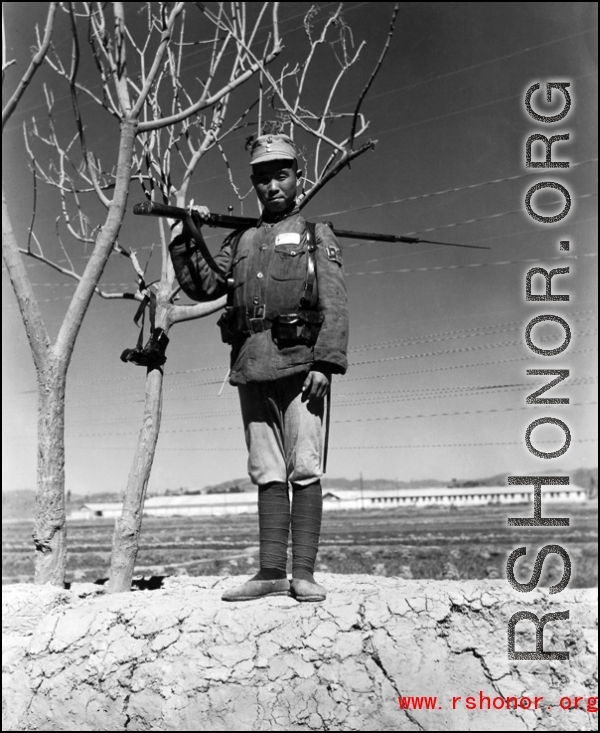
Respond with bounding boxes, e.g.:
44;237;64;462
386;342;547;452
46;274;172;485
249;133;297;166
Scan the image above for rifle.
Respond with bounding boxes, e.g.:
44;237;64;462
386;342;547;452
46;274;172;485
132;201;491;260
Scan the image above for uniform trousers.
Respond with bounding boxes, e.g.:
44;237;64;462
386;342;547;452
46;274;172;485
237;373;324;576
237;372;324;487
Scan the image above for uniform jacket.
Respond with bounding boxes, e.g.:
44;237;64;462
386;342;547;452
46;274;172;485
169;207;349;385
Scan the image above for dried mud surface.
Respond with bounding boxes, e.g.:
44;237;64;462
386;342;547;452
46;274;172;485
2;576;598;731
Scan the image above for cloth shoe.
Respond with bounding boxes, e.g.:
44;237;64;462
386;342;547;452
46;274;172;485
221;577;290;602
290;578;326;602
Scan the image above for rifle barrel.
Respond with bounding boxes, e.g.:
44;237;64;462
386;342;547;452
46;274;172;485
133;201;490;250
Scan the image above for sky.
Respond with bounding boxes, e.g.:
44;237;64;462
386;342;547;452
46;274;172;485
2;2;598;495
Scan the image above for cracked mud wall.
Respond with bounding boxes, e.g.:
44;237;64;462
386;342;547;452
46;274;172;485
2;575;597;731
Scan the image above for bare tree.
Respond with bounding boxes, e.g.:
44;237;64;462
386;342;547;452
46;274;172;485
4;1;398;592
3;1;283;586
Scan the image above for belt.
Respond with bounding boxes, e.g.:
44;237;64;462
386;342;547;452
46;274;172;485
247;304;272;333
248;317;273;333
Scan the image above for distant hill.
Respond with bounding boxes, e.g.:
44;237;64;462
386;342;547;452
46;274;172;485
572;467;598;497
324;469;598;494
1;490;122;520
195;477;451;492
183;479;255;494
2;489;36;520
323;475;516;490
321;477;449;490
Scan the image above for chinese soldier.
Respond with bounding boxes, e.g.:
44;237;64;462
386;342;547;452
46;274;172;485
169;133;348;602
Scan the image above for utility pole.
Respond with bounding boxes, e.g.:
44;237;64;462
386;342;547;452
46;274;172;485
360;473;365;511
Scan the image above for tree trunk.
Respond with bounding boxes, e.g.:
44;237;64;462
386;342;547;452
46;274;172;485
107;309;169;594
106;282;227;593
3;117;138;587
33;364;67;585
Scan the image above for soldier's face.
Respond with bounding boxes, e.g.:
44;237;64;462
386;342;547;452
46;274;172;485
251;160;301;213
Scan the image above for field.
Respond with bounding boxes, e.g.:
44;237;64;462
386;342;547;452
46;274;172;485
3;502;597;587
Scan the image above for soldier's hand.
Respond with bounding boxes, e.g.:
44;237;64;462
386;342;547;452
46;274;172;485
188;199;211;225
302;370;330;402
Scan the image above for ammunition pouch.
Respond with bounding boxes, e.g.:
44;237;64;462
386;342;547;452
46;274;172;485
217;306;253;344
217;306;323;347
272;310;323;347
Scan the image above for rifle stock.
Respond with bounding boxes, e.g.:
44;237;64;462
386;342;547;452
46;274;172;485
132;201;257;230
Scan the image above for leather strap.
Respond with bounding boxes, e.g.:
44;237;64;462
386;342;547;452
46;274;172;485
186;212;227;278
300;221;317;309
225;228;246;308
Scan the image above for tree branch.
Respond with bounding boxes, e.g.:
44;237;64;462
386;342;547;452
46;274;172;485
298;139;376;210
26;166;38;254
84;4;122;117
111;2;132;115
314;40;365;176
293;5;343;117
139;3;282;133
19;248;143;302
20;247;80;280
2;2;58;130
86;152;112;208
169;297;227;325
2;184;51;371
53;118;138;368
141;61;257;132
349;2;399;145
212;20;345;153
96;289;142;301
177;96;231;202
130;2;185;118
66;2;88;163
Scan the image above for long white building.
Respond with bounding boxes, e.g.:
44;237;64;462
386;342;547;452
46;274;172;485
69;484;588;519
329;484;587;510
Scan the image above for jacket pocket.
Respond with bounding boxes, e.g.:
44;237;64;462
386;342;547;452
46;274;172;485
271;243;306;281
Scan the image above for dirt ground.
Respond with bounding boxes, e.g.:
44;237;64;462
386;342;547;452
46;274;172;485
3;576;597;731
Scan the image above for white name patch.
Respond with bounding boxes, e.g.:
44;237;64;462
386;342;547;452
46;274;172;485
275;233;301;245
